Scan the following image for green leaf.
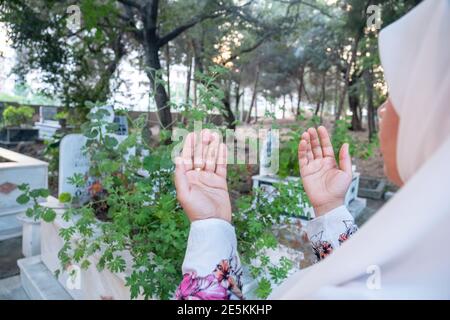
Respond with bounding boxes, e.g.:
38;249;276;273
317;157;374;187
104;135;118;148
25;208;34;218
58;192;72;203
42;208;56;222
81;259;91;269
30;188;50;198
105;123;120;132
143;155;160;172
18;183;29;191
16;194;30;205
38;189;50;198
84;128;99;139
255;277;272;299
59;227;75;241
99;159;120;173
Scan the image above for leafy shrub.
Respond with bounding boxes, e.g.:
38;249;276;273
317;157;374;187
17;69;305;299
2;105;35;127
332;118;379;160
278;128;302;178
234;180;310;298
18;106;304;299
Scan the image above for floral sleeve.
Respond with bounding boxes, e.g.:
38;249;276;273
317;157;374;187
175;206;357;300
306;206;358;261
175;218;244;300
175;254;244;300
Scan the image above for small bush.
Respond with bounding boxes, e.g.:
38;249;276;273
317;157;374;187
3;105;35;127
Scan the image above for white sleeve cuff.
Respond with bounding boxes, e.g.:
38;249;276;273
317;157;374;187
181;218;237;277
305;205;355;249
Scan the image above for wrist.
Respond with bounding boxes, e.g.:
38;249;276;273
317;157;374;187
190;216;231;224
188;210;232;224
313;200;344;217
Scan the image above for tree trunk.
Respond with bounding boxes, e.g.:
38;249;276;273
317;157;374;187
315;71;326;117
282;95;286;119
348;78;363;131
142;0;172;138
234;79;242;120
289;93;294;116
335;33;360;121
185;55;192;104
246;65;260;123
296;65;305;117
365;68;377;141
253;99;258;124
349;91;362;131
221;79;236;129
191;37;204;107
164;44;171;101
144;44;172;131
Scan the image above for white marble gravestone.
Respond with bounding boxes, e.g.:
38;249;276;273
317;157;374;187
58;106;132;201
259;129;279;177
58;134;90;200
35;106;61;140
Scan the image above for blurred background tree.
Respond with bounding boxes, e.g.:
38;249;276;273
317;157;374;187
0;0;420;141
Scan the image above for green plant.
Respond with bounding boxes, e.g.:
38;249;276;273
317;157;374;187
331;118;354;159
19;104;189;299
16;184;56;222
332;118;379;161
2;105;35;127
17;70;305;300
278;128;302;178
234;180;310;298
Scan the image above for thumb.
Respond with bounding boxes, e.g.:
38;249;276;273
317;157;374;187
174;157;189;202
338;143;352;175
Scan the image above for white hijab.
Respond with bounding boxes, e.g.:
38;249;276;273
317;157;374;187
271;0;450;299
380;0;450;182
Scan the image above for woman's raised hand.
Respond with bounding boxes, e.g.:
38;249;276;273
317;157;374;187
174;129;231;223
298;126;352;217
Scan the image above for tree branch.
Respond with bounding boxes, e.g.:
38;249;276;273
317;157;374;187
117;0;142;9
226;35;270;63
157;0;255;48
275;0;333;18
157;11;223;48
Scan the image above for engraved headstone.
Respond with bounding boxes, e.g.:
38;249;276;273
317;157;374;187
259;129;279;176
58;106;133;202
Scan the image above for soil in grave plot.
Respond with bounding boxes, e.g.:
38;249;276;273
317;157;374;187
0;236;23;279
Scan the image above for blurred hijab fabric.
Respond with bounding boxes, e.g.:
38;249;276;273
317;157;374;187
379;0;450;182
271;0;450;299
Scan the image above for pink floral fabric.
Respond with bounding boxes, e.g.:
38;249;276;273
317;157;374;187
176;217;358;300
176;257;244;300
310;219;358;261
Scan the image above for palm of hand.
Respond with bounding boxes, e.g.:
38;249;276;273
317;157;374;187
183;170;231;221
174;130;231;222
301;156;352;209
298;127;353;216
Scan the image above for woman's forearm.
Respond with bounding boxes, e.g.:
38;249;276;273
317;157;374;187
175;218;244;300
305;206;358;261
175;206;357;300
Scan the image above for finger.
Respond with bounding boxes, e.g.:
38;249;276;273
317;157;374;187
317;126;335;158
205;132;220;172
194;129;210;169
308;128;323;159
298;139;309;169
182;132;194;170
174;157;190;202
339;143;352;175
302;132;314;161
216;143;228;178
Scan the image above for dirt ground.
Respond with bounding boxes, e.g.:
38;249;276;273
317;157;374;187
240;117;387;177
